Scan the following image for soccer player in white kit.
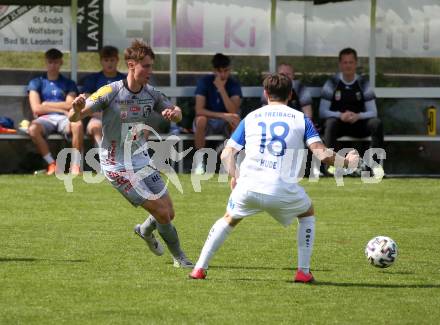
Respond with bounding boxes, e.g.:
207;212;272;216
69;40;193;268
190;73;359;282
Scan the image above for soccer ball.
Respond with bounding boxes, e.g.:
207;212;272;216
365;236;398;268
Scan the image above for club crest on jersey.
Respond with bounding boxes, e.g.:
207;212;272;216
335;90;341;101
142;104;153;118
356;91;362;101
120;111;128;119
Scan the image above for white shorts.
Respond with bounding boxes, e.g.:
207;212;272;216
104;169;168;207
34;114;70;137
226;185;312;227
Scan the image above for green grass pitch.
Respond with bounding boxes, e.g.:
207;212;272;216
1;175;439;324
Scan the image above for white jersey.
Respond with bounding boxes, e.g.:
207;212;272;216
227;104;321;196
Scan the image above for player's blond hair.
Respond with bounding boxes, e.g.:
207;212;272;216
124;39;155;62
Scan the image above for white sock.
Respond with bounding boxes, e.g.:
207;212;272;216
43;153;54;164
194;151;204;167
71;150;81;166
297;216;315;274
195;218;233;270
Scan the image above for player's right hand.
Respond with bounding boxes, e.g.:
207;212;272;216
340;111;351;122
224;113;240;129
346;149;360;169
72;94;86;112
213;75;227;91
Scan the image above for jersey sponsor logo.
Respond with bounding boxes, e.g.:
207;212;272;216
130;106;141;112
89;85;112;102
264;111;296;119
137;98;153;105
335;90;341;101
116;99;135;105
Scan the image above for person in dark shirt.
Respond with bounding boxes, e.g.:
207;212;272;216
261;63;313;119
193;53;242;174
319;47;384;175
27;48;81;175
81;45;126;145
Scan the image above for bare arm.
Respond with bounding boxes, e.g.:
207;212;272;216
28;90;68;116
195;95;226;119
218;91;241;114
220;146;240;178
68;94;94;122
301;104;313;120
195;95;240;129
309;141;359;168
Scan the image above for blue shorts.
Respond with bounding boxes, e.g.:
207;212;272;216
193;118;229;136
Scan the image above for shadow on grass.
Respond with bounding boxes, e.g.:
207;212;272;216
379;270;415;275
296;281;440;289
0;257;87;263
208;265;332;272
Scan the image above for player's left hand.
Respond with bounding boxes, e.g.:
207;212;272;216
162;107;181;122
348;112;360;124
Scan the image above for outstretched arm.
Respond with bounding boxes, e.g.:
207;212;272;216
309;141;359;169
220;146;240;189
68;94;94;122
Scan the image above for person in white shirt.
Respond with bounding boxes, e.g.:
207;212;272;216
189;73;360;282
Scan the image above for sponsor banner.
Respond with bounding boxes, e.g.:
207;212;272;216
77;0;103;52
0;5;70;51
155;0;271;55
277;0;371;56
277;0;440;57
376;0;440;57
103;0;270;55
0;0;439;57
0;3;103;52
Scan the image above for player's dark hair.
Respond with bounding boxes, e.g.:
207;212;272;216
211;53;230;69
263;73;292;102
339;47;358;61
45;48;63;60
124;39;155;62
99;45;119;59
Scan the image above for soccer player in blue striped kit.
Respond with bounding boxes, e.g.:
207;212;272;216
190;73;360;282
